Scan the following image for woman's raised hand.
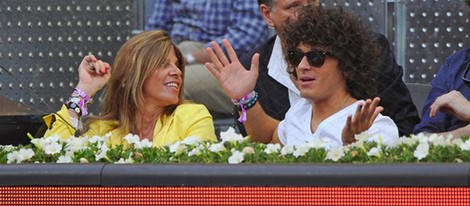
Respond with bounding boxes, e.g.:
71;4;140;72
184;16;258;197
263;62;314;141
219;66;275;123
205;39;259;100
76;55;111;97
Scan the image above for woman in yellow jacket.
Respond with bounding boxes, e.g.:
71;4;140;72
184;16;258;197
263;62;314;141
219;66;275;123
43;30;217;147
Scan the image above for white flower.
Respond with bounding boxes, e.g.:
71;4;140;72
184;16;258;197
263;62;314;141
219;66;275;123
57;155;73;163
18;148;35;162
182;136;203;146
242;146;255;154
280;144;295;156
10;148;35;163
306;138;328;149
44;142;62;155
325;147;345;162
367;147;382;158
414;142;429;160
398;137;417;146
264;143;281;154
31;138;47;149
220;127;245;143
412;133;429;143
115;158;134;164
169;141;187;154
65;136;89;153
316;137;334;150
0;145;14;152
451;137;464;146
115;154;134;164
134;139;153;149
95;144;109;161
88;135;105;146
124;134;140;145
459;139;470;151
429;134;452;146
293;144;309;158
188;147;202;157
79;157;89;163
7;151;19;164
355;131;373;142
208;142;226;152
385;137;399;149
228;149;245;164
104;132;113;139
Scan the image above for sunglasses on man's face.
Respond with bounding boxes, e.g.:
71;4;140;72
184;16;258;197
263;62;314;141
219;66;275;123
287;49;333;68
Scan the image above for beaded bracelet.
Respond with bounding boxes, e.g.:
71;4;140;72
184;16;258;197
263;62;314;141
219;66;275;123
232;91;258;123
241;91;258;110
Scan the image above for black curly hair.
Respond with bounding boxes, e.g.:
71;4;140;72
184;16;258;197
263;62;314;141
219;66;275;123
281;5;380;100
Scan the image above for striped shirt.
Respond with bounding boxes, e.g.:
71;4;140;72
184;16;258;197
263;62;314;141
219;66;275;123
146;0;270;55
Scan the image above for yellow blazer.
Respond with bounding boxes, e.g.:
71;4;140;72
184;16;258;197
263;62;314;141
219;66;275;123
43;103;217;147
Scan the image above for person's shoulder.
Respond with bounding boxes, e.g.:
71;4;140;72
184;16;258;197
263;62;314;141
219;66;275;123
437;47;470;72
447;47;470;60
369;32;390;47
87;118;119;133
174;102;211;115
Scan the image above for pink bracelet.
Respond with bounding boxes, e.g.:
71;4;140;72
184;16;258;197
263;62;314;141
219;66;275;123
72;87;90;116
232;91;258;123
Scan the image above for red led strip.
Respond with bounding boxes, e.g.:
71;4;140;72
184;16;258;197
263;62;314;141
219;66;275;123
0;187;469;205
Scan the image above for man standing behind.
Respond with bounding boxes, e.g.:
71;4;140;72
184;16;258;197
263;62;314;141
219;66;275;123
237;0;419;136
146;0;269;116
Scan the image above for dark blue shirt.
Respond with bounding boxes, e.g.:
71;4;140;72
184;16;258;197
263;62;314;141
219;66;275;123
414;48;470;134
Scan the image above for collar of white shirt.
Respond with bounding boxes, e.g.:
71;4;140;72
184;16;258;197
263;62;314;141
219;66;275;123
267;36;301;104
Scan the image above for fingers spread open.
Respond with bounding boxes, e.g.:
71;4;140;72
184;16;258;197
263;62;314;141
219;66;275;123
369;97;381;115
222;39;239;63
360;99;372;124
369;106;383;127
206;47;224;72
250;53;260;75
352;103;363;128
210;41;230;66
205;62;221;80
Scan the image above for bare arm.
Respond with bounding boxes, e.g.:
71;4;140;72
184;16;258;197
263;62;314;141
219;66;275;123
243;103;280;143
205;39;279;143
434;124;470;139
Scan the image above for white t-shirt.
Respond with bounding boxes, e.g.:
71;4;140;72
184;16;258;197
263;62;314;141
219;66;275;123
277;98;399;147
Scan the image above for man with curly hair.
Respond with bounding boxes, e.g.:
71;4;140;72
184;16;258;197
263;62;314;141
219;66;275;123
413;0;470;137
205;5;399;147
236;0;419;138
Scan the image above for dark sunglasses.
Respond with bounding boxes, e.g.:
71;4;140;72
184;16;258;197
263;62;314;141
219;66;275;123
287;49;333;68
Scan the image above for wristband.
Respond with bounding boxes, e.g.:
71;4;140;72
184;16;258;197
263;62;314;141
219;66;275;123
66;99;82;117
71;87;90;116
232;91;258;123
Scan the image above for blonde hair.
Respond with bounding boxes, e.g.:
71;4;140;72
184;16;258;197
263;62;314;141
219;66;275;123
89;30;185;134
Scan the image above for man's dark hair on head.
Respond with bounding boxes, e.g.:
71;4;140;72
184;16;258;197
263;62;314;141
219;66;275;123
258;0;273;6
281;5;380;100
